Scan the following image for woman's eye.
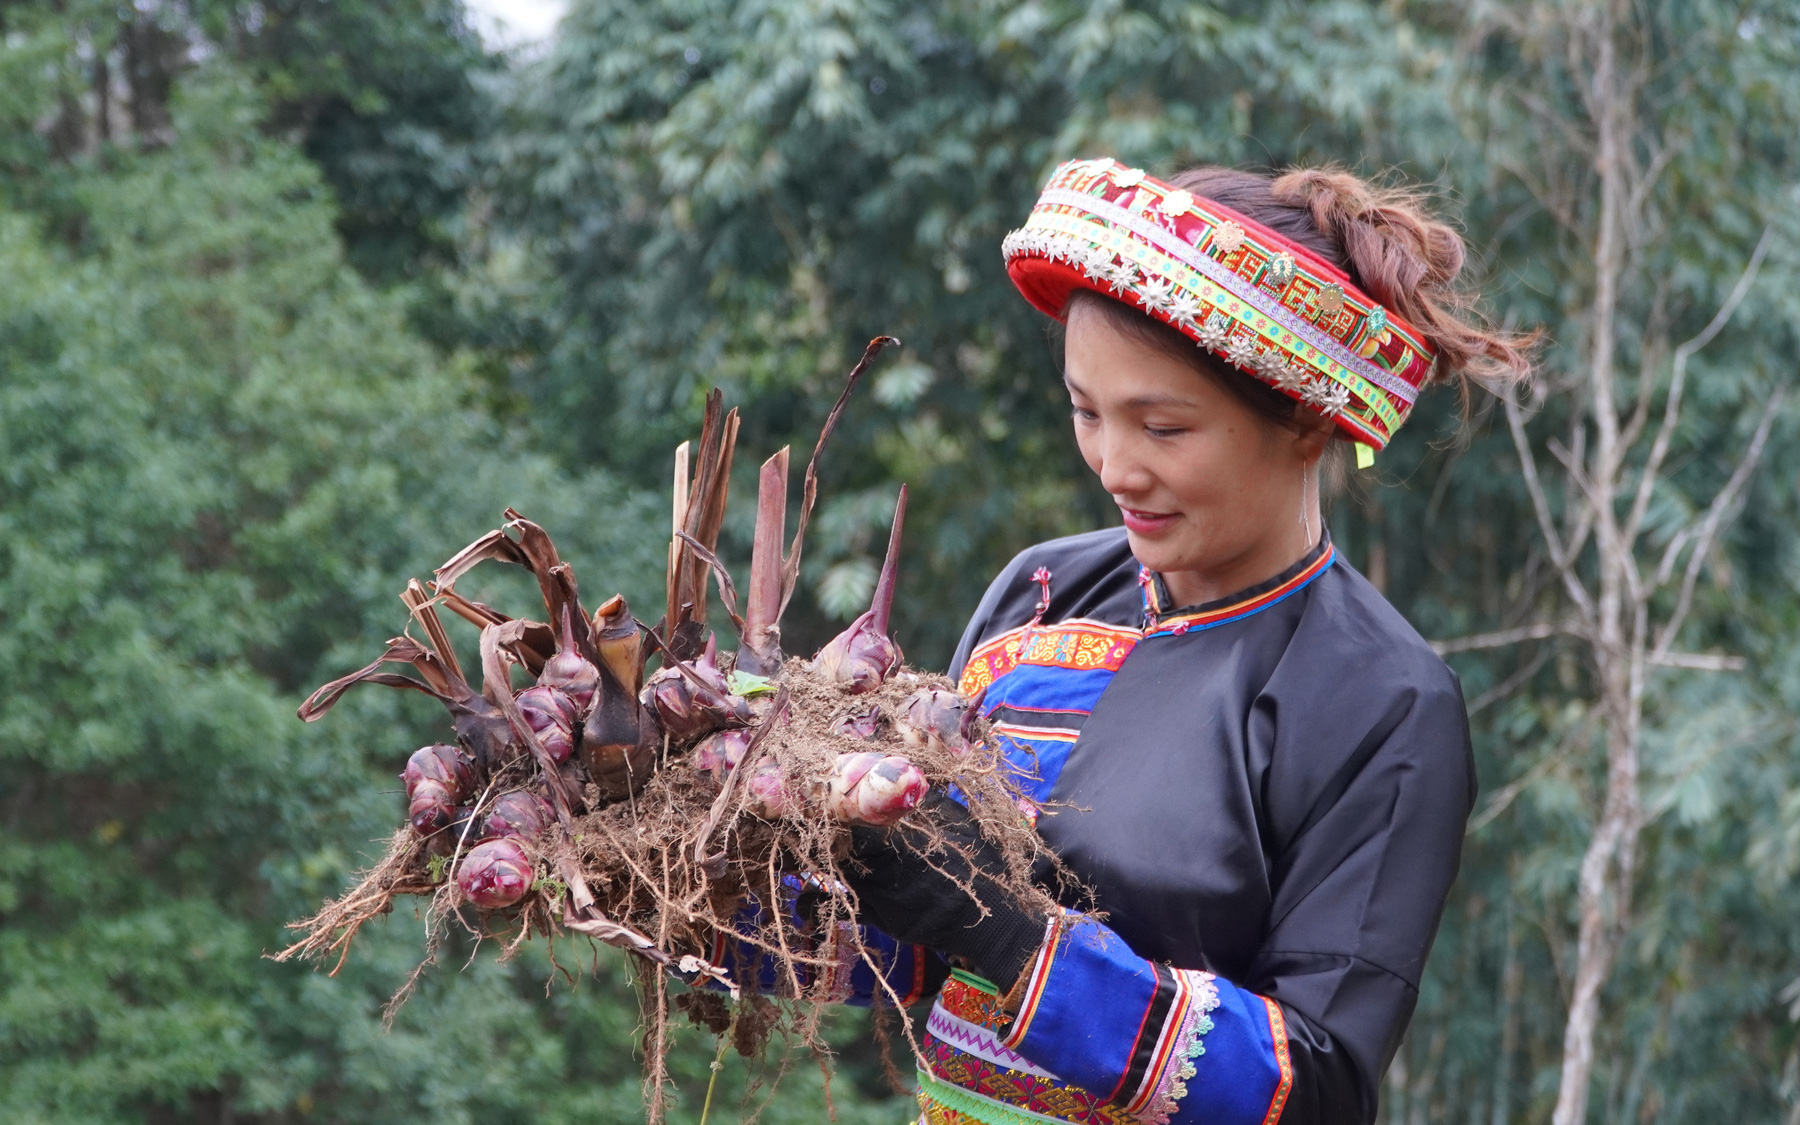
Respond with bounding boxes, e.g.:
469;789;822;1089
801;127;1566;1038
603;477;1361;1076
1071;406;1098;422
1145;425;1186;438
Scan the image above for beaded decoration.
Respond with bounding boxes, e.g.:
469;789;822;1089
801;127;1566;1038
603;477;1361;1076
1002;159;1439;451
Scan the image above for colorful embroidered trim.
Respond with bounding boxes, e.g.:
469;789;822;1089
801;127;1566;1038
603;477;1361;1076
900;943;932;1007
1258;999;1295;1125
1142;543;1337;638
923;975;1143;1125
1002;914;1068;1052
958;618;1141;697
917;1070;1129;1125
1003;158;1438;450
928;1006;1058;1080
1123;970;1220;1124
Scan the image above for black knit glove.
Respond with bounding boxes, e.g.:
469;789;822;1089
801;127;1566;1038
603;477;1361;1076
842;790;1048;993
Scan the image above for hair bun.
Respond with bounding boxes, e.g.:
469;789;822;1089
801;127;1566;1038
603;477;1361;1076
1266;167;1533;391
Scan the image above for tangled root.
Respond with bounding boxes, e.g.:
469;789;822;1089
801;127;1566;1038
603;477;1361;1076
278;658;1057;1118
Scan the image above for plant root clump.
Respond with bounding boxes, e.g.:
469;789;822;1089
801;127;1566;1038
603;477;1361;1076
574;655;1052;1012
273;342;1062;1114
283;658;1051;1057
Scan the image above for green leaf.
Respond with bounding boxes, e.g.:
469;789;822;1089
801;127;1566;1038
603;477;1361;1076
726;670;776;696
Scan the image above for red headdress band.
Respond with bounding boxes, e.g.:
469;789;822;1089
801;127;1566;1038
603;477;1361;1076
1003;159;1438;451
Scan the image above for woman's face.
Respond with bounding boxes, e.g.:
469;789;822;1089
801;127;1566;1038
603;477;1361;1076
1064;304;1330;605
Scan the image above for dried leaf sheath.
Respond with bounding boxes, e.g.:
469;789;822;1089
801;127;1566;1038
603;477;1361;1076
739;447;790;676
665;393;739;659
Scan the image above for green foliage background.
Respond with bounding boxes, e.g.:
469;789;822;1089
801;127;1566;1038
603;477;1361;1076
2;1;1799;1122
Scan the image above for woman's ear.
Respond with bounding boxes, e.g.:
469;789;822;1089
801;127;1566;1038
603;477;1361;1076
1292;408;1336;465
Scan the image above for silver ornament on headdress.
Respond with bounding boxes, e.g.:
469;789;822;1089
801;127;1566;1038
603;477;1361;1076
1197;312;1232;351
1211;221;1246;256
1169;293;1204;332
1225;335;1262;371
1266;252;1296;288
1137;275;1176;315
1319;382;1352;417
1313;283;1345;318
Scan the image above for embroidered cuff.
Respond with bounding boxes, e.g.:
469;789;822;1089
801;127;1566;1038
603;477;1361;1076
1001;911;1290;1125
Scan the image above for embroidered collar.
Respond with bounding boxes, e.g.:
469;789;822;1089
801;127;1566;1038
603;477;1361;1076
1141;535;1336;637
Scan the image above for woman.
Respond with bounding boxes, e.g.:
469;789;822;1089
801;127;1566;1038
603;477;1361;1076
732;158;1530;1125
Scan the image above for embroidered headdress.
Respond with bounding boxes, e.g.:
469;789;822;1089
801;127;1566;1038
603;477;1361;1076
1003;158;1439;452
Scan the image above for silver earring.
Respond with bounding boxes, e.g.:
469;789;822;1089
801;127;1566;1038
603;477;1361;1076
1303;459;1317;543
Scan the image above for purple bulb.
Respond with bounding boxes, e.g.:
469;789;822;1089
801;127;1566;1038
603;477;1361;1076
457;838;533;909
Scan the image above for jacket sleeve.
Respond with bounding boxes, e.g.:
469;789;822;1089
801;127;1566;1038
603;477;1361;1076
1248;674;1475;1124
1004;677;1473;1125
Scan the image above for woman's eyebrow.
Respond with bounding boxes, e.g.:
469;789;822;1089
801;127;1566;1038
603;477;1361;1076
1063;375;1196;410
1119;392;1199;409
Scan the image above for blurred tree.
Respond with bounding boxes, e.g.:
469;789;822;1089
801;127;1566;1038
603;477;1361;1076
0;0;491;284
0;54;905;1125
1412;2;1800;1122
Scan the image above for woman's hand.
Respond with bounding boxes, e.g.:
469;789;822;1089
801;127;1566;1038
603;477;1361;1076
841;791;1048;994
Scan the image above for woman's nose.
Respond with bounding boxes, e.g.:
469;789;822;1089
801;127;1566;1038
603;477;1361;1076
1096;432;1154;497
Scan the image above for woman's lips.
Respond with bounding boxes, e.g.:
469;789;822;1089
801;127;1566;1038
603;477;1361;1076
1119;506;1179;535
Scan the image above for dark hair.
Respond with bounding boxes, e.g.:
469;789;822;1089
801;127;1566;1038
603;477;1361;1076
1059;165;1536;434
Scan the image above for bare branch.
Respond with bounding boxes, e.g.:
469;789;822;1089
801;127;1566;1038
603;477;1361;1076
1622;138;1682;248
1652;387;1783;659
1647;652;1745;671
1467;713;1596;836
1652;524;1694;588
1618;286;1670;451
1432;621;1568;655
1468;649;1554;717
1507;393;1596;620
1624;227;1772;547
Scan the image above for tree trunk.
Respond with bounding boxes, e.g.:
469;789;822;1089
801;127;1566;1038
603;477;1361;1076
1552;5;1644;1123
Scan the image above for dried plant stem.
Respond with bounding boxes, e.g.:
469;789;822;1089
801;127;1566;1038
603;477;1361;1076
778;337;899;619
699;1014;735;1125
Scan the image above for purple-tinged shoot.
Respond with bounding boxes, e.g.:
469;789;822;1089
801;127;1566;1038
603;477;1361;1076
692;727;755;782
402;745;474;836
457;838;533;909
483;791;554;842
402;744;475;797
834;705;883;740
813;486;906;694
745;757;793;819
516;684;578;763
895;689;969;754
823;751;928;826
539;604;601;714
408;781;456;836
641;634;753;742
